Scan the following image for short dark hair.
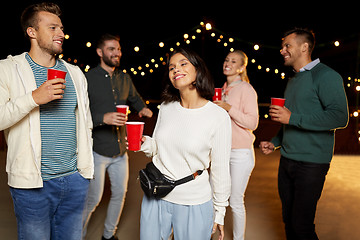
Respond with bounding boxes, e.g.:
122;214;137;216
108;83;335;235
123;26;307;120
96;33;121;49
283;28;315;53
21;2;62;38
162;48;214;103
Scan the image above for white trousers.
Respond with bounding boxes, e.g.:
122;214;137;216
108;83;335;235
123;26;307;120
230;148;255;240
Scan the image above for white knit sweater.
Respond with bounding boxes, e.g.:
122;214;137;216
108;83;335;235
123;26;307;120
141;101;232;225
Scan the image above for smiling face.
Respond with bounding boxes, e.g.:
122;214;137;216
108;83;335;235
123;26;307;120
27;11;65;56
98;40;122;68
223;52;244;77
168;53;197;91
281;33;310;70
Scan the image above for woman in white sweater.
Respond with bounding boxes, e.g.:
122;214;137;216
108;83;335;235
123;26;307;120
139;48;232;240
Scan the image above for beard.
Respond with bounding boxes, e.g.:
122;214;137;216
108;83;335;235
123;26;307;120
103;54;120;68
37;38;63;56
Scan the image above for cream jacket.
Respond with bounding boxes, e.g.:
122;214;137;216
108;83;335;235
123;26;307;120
0;53;94;188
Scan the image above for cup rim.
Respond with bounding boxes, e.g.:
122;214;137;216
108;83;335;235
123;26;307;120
47;69;67;74
116;105;129;108
125;121;145;125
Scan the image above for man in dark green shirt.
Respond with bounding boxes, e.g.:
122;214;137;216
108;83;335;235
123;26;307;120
83;34;153;240
260;28;348;240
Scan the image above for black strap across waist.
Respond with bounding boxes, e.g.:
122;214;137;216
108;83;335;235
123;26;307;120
174;170;204;186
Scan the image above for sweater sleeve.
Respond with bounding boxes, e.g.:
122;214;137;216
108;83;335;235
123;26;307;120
271;126;283;149
210;114;232;225
289;71;349;131
228;84;259;131
140;103;162;157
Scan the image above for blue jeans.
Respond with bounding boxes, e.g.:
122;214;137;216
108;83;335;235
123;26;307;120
140;196;214;240
83;152;129;239
10;172;89;240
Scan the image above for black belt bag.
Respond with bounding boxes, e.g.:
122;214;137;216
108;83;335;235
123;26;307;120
139;162;203;199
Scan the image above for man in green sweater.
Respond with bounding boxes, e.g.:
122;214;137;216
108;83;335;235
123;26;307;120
260;28;348;240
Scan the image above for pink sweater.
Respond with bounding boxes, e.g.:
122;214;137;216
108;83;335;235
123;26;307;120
223;81;259;149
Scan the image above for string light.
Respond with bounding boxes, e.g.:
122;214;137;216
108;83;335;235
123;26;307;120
205;23;212;30
281;72;286;79
71;22;358;85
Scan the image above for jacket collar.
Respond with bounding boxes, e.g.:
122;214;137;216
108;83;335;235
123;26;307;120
7;53;37;93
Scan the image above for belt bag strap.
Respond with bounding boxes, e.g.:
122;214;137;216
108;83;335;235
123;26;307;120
174;170;204;186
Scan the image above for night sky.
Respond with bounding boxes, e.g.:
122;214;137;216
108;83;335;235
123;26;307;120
2;1;359;111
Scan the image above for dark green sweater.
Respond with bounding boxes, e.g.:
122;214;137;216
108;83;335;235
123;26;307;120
271;63;349;163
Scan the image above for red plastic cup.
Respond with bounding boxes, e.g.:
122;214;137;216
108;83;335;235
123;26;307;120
212;88;222;101
116;105;129;115
48;69;67;80
126;122;145;151
271;97;286;107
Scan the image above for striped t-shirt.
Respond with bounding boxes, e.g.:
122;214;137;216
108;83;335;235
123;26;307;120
26;53;78;180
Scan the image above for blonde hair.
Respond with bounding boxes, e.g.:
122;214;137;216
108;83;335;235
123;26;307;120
232;50;250;83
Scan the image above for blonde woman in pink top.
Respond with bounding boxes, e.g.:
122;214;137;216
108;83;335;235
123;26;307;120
215;50;259;240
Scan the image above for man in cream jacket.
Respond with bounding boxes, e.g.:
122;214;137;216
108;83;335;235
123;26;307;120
0;3;93;239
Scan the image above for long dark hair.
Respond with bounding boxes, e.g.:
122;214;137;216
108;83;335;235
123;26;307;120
162;48;214;103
